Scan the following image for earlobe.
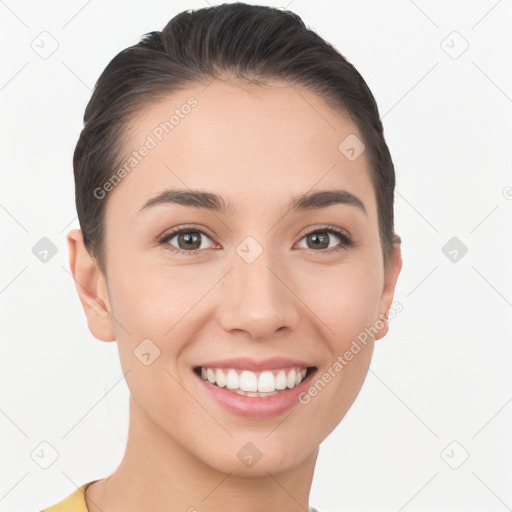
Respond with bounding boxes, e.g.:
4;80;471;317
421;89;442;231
375;240;403;341
66;229;116;342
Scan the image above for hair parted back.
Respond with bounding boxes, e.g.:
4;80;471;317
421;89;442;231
73;2;398;275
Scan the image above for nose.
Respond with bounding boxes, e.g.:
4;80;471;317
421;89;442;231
216;246;300;341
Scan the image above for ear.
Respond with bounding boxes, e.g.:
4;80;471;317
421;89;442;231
66;229;116;342
374;237;402;341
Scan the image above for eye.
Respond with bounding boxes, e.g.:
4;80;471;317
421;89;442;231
157;224;354;256
158;226;217;255
296;225;353;254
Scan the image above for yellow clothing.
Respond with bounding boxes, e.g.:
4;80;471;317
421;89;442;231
40;480;98;512
40;480;320;511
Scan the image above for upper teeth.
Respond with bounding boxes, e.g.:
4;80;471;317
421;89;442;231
200;367;308;392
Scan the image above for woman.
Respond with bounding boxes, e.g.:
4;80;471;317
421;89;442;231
42;3;402;511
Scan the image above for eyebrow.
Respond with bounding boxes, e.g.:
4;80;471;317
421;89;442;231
139;188;367;216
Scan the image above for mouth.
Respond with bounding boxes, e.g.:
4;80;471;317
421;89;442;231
192;357;318;418
194;364;317;398
193;365;316;397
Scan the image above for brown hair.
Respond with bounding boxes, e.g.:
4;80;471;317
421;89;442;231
73;2;399;274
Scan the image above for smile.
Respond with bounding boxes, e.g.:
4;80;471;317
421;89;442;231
193;361;317;418
196;366;311;396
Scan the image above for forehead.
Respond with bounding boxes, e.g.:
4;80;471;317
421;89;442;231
107;79;376;218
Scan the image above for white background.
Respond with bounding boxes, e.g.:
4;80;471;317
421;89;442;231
0;1;511;511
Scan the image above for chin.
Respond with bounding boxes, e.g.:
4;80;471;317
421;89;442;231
193;435;317;477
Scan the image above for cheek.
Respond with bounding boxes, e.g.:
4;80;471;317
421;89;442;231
298;260;383;348
107;265;207;416
310;261;382;425
106;262;225;400
108;262;205;336
297;267;380;438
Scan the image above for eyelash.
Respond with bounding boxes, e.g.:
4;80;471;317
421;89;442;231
157;224;354;256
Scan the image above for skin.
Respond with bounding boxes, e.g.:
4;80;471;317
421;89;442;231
67;78;402;512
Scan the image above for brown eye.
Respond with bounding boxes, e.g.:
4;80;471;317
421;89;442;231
296;226;353;253
159;228;216;254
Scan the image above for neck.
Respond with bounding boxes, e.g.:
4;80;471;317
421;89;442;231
86;395;318;512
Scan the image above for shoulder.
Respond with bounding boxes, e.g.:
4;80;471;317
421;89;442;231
40;480;98;512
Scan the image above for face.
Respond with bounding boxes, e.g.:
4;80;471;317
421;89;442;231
70;79;401;477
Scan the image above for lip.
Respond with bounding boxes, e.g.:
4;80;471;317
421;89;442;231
193;364;317;419
195;357;313;371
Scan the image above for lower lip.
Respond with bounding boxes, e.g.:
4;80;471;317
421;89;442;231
194;368;316;419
